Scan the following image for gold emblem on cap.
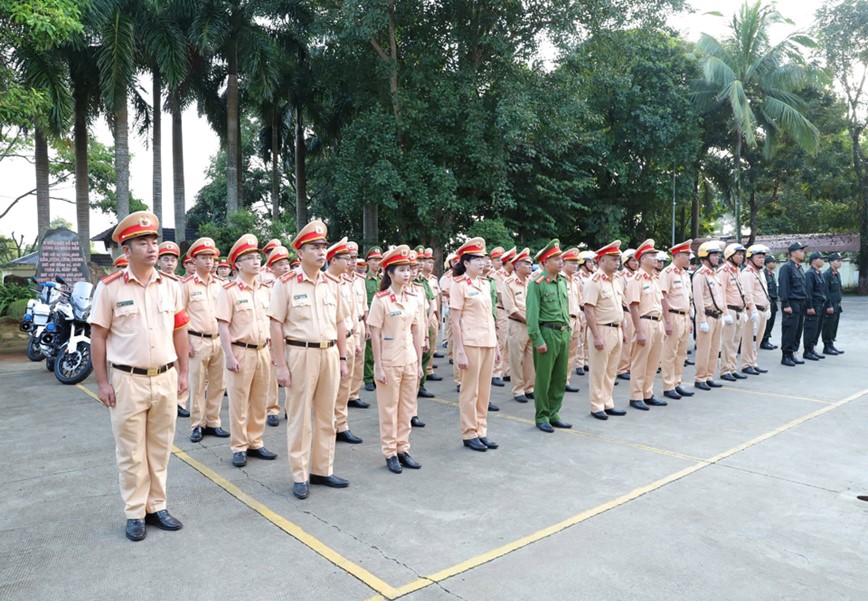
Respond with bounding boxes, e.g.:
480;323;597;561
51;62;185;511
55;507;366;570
315;225;323;234
139;217;150;227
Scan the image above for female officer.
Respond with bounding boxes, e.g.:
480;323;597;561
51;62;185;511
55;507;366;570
368;245;425;474
451;237;499;452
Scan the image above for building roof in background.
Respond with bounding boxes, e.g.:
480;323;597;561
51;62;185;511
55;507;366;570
693;233;859;256
91;225;198;245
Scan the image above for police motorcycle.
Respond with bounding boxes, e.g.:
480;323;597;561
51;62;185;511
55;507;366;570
19;278;62;362
39;276;94;385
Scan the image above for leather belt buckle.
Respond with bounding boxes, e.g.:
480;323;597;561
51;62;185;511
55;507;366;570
146;367;159;377
319;341;330;349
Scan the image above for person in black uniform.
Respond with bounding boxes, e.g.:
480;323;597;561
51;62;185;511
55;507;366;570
778;242;808;367
802;252;828;361
822;252;845;355
760;254;778;350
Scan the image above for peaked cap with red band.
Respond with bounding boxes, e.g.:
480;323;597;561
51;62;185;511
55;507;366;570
228;234;260;266
534;239;562;264
381;245;412;270
346;241;359;255
366;246;383;260
456;237;487;258
489;246;505;260
635;238;659;259
511;247;531;265
218;258;231;268
158;241;180;258
669;239;693;255
595;240;622;261
112;255;129;268
292;220;328;251
112;210;159;244
561;247;580;261
408;249;419;265
501;247;517;263
187;237;218;258
262;238;282;255
326;237;351;262
267;246;290;267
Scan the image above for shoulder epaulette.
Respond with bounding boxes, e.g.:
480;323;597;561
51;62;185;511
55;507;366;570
323;272;341;283
181;275;194;283
214;275;226;282
162;272;180;282
505;274;517;285
222;280;236;289
376;289;391;298
278;272;294;283
101;270;124;284
534;274;547;284
591;271;603;281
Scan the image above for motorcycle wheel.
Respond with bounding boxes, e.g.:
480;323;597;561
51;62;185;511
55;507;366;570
46;357;56;372
26;337;45;362
54;341;93;385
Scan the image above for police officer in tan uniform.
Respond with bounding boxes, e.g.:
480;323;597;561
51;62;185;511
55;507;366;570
616;248;638;381
182;237;229;444
658;240;696;400
269;221;351;500
90;211;190;542
561;247;582;394
216;258;232;280
503;248;535;403
740;244;771;375
718;243;749;381
216;235;277;467
625;239;667;411
583;240;628;420
692;241;725;390
264;245;292;426
347;243;370;409
157;241;188;417
576;251;596;375
419;247;443;384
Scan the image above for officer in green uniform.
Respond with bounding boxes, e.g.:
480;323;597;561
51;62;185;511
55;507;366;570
363;246;383;391
822;252;844;355
526;240;572;433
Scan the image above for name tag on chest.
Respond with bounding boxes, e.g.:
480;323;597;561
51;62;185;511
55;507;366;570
389;311;402;317
468;291;480;297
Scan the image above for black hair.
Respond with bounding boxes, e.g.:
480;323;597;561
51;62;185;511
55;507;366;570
452;254;480;277
379;264;399;291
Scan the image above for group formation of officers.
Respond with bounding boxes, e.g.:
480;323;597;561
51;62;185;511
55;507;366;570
89;211;846;542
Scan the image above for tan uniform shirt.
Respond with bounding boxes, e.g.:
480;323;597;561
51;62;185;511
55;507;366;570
368;287;422;367
215;278;270;345
692;265;725;316
256;267;276;287
439;270;453;301
718;263;746;309
626;270;663;317
583;271;624;324
741;265;770;310
658;264;692;312
268;269;350;342
328;272;356;336
617;269;635;311
181;273;221;335
450;276;496;347
502;274;529;318
90;268;188;368
564;272;583;318
352;273;368;321
426;273;441;315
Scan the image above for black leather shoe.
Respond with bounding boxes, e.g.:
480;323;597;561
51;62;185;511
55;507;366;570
463;437;488;450
550;419;572;429
695;381;712;391
398;452;422;467
664;390;682;400
125;518;146;541
605;407;627;416
675;386;694;397
427;373;443;381
177;406;190;418
348;398;370;409
721;373;737;382
742;367;760;376
591;411;608;420
417;387;435;398
565;384;580;393
267;415;279;427
232;452;247;467
707;380;723;388
491;377;505;387
190;426;203;443
514;395;529;403
536;422;555;433
829;345;843;354
488;402;499;412
203;426;230;438
478;437;499;449
434;350;445;357
792;355;805;364
645;396;668;407
823;346;839;356
732;372;747;379
386;456;402;473
525;392;534;399
336;430;363;444
411;416;426;428
364;382;375;391
781;356;796;367
503;375;511;382
815;351;826;359
292;482;309;499
456;385;461;392
803;352;820;361
145;510;183;531
760;341;776;350
576;367;585;376
309;474;349;488
754;366;768;373
247;447;278;459
617;372;630;381
630;400;650;411
684;359;695;366
584;365;589;372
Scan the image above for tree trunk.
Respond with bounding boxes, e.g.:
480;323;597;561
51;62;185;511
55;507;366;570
747;189;757;247
733;134;742;243
226;38;239;215
271;110;280;223
363;202;378;250
294;105;307;230
170;92;186;245
114;88;130;219
691;169;700;239
152;69;163;237
236;109;243;206
35;128;50;241
74;99;90;261
852;127;868;295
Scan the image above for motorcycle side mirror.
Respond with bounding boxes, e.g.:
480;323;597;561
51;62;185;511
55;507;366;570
56;276;67;285
30;277;38;284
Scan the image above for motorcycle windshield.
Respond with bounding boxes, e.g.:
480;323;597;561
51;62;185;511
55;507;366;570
71;281;94;315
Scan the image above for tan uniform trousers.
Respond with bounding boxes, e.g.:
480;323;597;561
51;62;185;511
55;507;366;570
285;346;339;482
661;313;691;391
695;316;723;381
445;311;454;359
588;326;623;413
227;346;269;453
110;368;177;519
265;360;280;417
177;388;188;410
376;363;418;457
494;307;510;379
740;312;768;370
720;308;745;374
349;328;364;400
629;319;664;400
459;346;495;440
508;320;535;397
189;336;225;428
618;310;634;374
335;334;357;432
426;318;439;375
577;313;589;368
567;315;581;373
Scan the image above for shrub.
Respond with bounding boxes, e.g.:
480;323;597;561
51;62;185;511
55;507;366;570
0;284;31;316
3;298;29;319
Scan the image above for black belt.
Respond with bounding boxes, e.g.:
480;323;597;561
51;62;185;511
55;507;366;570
640;315;661;321
346;329;354;338
600;323;621;328
622;306;629;312
496;305;505;310
727;305;744;313
189;330;219;339
756;305;767;311
232;341;268;350
705;309;722;319
508;316;524;323
112;362;174;377
668;309;687;315
540;321;568;332
285;339;336;349
579;306;585;312
569;314;578;319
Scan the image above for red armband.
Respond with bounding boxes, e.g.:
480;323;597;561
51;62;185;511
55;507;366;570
174;309;191;330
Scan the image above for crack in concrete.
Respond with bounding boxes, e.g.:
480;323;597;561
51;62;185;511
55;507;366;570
711;462;840;493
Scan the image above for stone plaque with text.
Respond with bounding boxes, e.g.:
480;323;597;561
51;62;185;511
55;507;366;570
35;227;89;285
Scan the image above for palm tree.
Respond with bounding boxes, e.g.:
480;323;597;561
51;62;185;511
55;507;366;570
693;0;819;241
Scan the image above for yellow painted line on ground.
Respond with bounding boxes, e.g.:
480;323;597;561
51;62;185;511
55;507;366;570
730;386;832;405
